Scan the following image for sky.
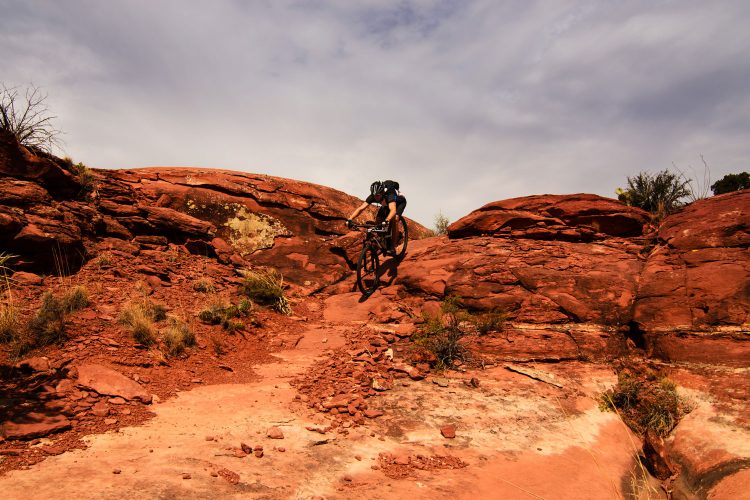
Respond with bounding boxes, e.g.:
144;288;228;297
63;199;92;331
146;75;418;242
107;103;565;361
2;0;749;226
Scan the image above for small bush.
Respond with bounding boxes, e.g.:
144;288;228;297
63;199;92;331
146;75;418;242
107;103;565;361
210;334;227;356
0;304;18;343
415;296;472;369
96;253;113;268
71;162;96;196
62;285;89;313
473;310;506;335
120;299;167;346
617;170;690;219
711;172;750;195
198;300;251;332
241;268;291;315
600;370;693;436
192;279;215;293
161;316;196;356
434;212;450;236
28;292;67;347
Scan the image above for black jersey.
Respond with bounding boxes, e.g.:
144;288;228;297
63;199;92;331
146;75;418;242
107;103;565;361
366;189;405;205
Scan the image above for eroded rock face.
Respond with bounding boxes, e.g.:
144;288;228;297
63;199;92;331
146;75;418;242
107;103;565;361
0;135;427;286
386;190;749;366
397;236;643;326
634;190;750;366
448;193;651;240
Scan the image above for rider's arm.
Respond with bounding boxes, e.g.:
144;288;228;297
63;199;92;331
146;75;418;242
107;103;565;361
349;202;370;221
385;201;397;222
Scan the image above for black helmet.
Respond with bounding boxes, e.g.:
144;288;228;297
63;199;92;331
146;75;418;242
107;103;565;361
370;181;384;196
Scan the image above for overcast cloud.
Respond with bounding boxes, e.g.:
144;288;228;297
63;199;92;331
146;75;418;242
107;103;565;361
2;0;749;225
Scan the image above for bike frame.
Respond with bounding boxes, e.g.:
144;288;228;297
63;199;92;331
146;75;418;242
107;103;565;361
352;223;390;256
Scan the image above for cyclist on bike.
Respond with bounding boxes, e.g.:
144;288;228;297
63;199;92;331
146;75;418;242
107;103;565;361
347;180;407;256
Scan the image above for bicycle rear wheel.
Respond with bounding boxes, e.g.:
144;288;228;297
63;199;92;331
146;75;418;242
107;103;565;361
393;216;409;258
356;243;380;295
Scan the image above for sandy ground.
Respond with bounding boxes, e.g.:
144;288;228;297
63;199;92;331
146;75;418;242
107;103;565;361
0;313;656;500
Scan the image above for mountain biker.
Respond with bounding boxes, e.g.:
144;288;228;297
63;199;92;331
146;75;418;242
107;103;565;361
347;180;407;256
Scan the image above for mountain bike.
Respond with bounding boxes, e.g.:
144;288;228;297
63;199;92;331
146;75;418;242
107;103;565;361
350;218;408;296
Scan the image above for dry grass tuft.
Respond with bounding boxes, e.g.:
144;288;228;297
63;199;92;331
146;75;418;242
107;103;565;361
25;292;67;351
0;303;18;343
62;285;89;313
120;298;167;346
198;299;252;333
192;279;215;293
241;268;291;315
473;310;507;335
161;316;196;356
0;252;17;344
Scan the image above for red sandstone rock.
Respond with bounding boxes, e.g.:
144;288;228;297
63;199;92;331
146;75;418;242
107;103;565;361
76;364;152;403
10;271;44;285
2;413;71;440
15;356;50;372
266;426;284;439
643;429;677;480
440;425;456;438
91;402;110;417
448;194;650;239
396;236;642;326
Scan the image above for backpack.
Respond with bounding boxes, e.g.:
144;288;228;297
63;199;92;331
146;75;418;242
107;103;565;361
383;180;400;193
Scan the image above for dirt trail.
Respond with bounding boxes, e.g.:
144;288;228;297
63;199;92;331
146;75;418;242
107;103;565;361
0;313;648;499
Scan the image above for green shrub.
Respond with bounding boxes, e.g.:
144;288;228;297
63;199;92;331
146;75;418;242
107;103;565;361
711;172;750;195
617;170;690;219
28;292;67;347
71;162;96;195
473;310;506;335
161;316;196;356
599;370;693;436
241;268;290;314
415;296;472;369
198;300;251;332
434;212;450;236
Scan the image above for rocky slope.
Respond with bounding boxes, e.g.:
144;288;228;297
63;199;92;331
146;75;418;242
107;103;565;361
364;192;749;367
0;129;428;293
1;131;749;498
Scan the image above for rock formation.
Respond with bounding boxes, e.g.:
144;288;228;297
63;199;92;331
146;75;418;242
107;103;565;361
1;130;748;498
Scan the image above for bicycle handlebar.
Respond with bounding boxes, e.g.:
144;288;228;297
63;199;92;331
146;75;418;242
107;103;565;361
349;222;389;233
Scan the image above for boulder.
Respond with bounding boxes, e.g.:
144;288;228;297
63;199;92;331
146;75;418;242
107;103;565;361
76;363;152;403
11;271;44;286
448;194;650;239
0;178;51;205
634;191;750;365
2;413;71;440
395;236;642;325
14;356;50;373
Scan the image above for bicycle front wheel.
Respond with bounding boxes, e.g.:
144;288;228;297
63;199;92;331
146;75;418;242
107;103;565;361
356;244;380;295
394;216;409;258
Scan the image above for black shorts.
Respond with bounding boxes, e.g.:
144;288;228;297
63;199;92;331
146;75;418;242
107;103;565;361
376;198;406;221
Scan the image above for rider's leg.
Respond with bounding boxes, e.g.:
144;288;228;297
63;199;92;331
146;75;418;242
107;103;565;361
390;200;406;252
390;215;399;250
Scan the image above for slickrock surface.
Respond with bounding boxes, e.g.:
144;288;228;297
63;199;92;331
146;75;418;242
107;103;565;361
1;130;748;498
